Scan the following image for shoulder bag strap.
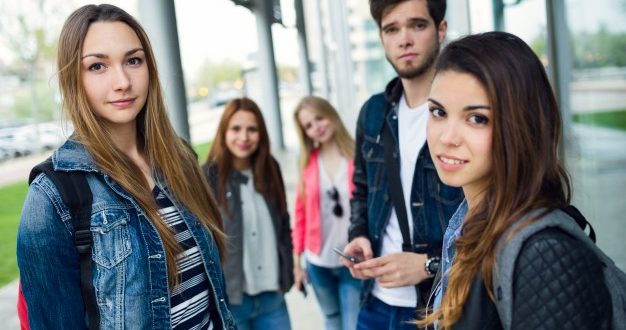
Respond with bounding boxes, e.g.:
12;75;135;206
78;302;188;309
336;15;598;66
382;113;427;307
382;118;412;252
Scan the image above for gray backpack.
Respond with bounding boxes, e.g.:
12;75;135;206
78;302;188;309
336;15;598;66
492;208;626;330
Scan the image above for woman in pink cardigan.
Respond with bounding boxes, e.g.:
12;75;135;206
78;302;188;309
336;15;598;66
292;96;361;330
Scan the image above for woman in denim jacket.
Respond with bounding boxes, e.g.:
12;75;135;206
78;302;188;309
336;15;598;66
291;96;361;330
16;4;235;329
202;97;294;330
418;32;612;329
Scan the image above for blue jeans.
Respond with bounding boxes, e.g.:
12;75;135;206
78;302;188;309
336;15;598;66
356;297;416;330
230;291;291;330
307;262;361;330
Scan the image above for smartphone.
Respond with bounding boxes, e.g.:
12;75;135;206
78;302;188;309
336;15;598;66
333;247;358;263
299;283;308;298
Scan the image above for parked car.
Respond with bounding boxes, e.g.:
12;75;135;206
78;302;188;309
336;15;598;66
208;89;241;109
0;128;32;158
0;145;10;161
0;123;67;158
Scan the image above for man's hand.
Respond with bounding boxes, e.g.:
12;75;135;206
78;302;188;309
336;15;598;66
342;237;373;279
353;252;429;288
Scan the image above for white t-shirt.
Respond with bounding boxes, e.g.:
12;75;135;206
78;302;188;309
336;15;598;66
372;95;429;307
305;156;351;267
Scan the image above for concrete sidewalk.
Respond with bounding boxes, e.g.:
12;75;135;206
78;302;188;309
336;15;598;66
0;280;20;330
0;279;323;330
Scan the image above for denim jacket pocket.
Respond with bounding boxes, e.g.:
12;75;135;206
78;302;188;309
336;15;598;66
91;209;132;269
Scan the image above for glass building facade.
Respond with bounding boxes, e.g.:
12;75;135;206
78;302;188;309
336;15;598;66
303;0;626;270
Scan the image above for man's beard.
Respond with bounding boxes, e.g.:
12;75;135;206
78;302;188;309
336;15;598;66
388;43;440;79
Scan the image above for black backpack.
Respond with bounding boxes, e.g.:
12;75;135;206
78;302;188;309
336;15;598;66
28;158;100;330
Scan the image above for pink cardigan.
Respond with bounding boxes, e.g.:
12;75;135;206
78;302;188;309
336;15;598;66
292;149;355;255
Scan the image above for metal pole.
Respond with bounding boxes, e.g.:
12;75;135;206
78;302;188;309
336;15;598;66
138;0;190;141
327;0;355;117
313;0;330;98
295;0;313;95
545;0;573;160
492;0;505;31
254;0;285;149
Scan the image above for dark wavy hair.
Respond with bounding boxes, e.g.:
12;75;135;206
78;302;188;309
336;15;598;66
419;31;571;328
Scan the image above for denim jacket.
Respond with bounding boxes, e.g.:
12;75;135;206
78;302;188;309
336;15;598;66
16;139;236;329
348;77;464;305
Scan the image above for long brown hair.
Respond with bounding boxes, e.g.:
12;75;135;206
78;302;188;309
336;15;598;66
419;31;571;328
293;96;355;178
205;97;287;217
57;4;225;288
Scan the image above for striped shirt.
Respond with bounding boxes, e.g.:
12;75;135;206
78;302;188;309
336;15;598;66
153;186;215;330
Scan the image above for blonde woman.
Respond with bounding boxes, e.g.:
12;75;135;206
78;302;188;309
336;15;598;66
292;96;361;330
17;4;234;329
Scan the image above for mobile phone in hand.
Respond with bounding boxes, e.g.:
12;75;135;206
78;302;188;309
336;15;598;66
333;247;358;263
299;283;308;298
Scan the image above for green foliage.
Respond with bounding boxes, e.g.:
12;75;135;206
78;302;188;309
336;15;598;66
193;141;212;163
529;30;547;61
11;81;59;121
191;59;243;100
572;25;626;68
278;65;299;82
572;109;626;131
529;25;626;69
0;181;28;286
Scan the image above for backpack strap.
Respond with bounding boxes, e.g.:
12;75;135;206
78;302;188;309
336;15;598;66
561;204;596;243
29;158;100;330
382;122;412;254
381;108;433;307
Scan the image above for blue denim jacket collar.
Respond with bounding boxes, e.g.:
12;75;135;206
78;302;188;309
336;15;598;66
52;138;100;172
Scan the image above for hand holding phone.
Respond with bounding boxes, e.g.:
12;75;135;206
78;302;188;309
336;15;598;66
333;247;358;263
299;283;308;298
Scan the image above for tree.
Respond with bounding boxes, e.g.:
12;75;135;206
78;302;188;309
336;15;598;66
572;25;626;69
190;59;243;100
0;0;75;122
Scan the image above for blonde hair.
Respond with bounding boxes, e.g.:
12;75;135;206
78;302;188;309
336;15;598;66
57;4;225;288
293;96;355;180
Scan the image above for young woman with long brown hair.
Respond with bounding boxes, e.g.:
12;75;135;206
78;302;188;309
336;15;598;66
202;97;294;329
291;96;360;330
420;31;613;329
16;4;234;329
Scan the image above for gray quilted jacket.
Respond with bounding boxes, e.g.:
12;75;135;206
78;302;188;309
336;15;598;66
443;208;625;329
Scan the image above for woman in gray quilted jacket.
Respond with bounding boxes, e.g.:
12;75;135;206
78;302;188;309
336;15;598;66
418;31;613;329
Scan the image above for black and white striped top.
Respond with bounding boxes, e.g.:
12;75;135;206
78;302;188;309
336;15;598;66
153;186;215;330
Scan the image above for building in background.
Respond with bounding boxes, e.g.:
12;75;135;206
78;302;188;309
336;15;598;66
299;0;625;271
